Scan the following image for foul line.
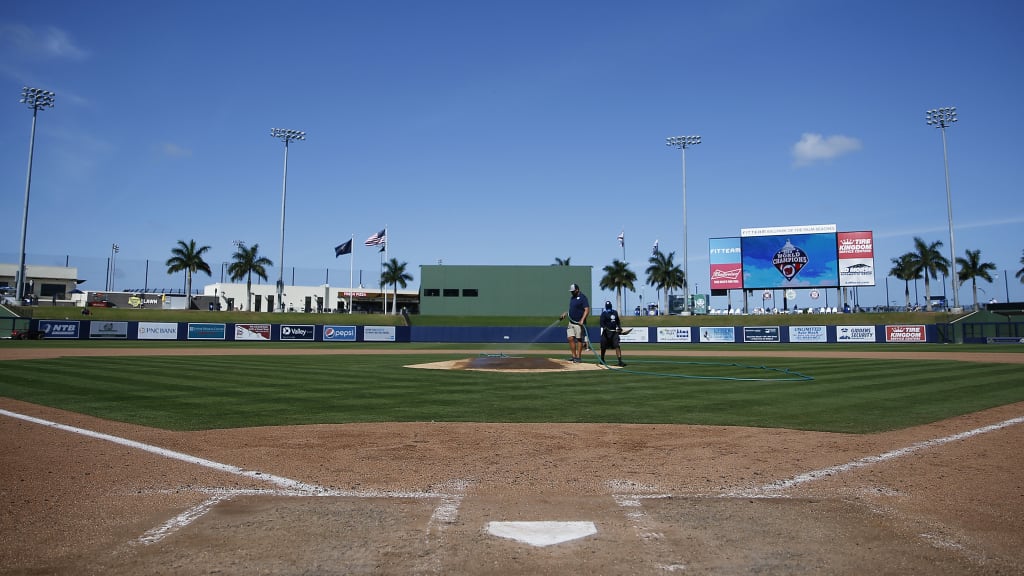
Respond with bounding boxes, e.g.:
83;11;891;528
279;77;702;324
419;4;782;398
1;408;466;544
735;415;1024;496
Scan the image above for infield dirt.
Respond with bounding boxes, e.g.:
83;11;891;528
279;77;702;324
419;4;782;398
1;347;1021;575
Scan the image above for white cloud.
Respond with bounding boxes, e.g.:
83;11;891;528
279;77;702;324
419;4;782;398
792;133;861;167
1;24;88;60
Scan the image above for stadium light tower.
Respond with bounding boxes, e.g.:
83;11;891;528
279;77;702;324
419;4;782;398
925;107;959;310
665;135;701;311
270;128;305;312
15;87;55;303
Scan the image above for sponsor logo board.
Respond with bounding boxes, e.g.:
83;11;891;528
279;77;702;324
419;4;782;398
280;325;315;341
619;328;649;343
323;325;357;341
743;326;780;343
656;327;692;343
699;326;736;343
363;326;395;342
188;323;226;340
39;320;80;339
235;323;271;341
885;325;927;343
89;321;129;339
138;322;178;340
789;325;827;343
837;325;876;343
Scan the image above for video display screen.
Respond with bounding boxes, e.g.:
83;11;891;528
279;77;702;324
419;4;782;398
740;232;839;289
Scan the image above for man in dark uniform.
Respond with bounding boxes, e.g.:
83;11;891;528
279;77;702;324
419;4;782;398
559;283;590;363
599;300;627;367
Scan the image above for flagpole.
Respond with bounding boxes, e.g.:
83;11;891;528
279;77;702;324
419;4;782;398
384;225;389;314
348;234;354;313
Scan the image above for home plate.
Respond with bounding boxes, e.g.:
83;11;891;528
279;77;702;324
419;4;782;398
486;521;597;547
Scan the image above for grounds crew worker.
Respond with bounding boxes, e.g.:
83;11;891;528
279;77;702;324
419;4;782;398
599;300;627;367
559;283;590;363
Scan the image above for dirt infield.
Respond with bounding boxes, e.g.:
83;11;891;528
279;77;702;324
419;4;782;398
1;347;1022;575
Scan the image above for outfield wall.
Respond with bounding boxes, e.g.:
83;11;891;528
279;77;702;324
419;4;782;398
25;319;950;344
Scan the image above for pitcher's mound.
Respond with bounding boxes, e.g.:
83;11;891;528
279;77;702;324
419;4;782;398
408;356;606;372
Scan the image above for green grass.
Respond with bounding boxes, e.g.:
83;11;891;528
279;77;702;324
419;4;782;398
0;348;1020;434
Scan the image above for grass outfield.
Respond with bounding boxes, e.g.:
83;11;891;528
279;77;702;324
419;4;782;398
1;344;1021;434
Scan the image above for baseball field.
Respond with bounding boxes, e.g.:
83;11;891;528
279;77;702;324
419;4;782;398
1;342;1022;575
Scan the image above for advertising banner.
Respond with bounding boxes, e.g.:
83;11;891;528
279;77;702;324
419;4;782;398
699;326;736;343
620;328;650;343
838;231;875;287
363;326;396;342
234;323;271;341
656;327;691;343
743;326;780;343
709;237;743;290
837;325;876;343
89;321;129;339
323;325;357;342
280;325;315;341
39;320;80;339
188;323;226;340
788;325;827;343
138;322;178;340
885;325;927;343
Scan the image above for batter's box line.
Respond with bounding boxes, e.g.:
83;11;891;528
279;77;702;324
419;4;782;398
0;409;470;544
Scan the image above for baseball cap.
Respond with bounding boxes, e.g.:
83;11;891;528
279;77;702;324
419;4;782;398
569;283;579;292
605;300;612;309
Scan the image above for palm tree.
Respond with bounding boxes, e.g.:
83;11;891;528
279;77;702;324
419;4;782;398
956;249;997;311
906;237;950;312
381;258;413;315
645;250;684;314
599;259;637;313
888;252;920;310
553;257;572;266
1017;249;1024;284
165;239;212;309
227;243;272;311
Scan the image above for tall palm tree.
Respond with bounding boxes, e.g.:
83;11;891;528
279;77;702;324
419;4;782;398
553;257;572;266
381;258;414;315
888;252;920;310
1017;249;1024;284
227;243;272;311
906;237;950;312
645;250;684;314
165;239;212;309
599;259;637;313
955;249;997;311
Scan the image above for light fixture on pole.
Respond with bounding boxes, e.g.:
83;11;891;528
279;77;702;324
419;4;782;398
925;106;959;310
15;87;55;303
665;135;701;311
108;243;119;291
270;128;305;312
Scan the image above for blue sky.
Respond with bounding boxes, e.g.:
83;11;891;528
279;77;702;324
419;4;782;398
2;1;1023;309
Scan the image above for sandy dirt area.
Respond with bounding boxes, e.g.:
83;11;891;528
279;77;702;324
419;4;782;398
1;346;1021;575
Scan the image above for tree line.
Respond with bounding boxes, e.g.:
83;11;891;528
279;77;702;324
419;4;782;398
164;239;412;313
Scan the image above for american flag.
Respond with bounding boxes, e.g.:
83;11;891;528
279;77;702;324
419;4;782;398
617;232;624;248
364;229;386;246
652;239;659;255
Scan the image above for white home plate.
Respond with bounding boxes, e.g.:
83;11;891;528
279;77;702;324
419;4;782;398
486;521;597;547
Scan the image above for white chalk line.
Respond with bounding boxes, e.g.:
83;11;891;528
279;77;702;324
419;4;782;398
1;409;466;544
610;415;1024;564
734;415;1024;497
